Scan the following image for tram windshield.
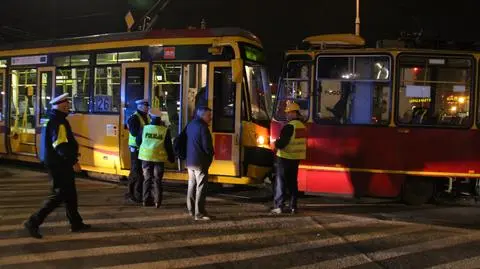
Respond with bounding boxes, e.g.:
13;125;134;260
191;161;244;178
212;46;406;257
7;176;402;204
245;64;271;121
274;60;311;121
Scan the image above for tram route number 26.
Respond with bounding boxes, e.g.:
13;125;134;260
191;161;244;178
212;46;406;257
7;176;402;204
95;95;113;112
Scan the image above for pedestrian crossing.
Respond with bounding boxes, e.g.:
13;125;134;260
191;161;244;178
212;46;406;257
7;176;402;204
0;168;480;269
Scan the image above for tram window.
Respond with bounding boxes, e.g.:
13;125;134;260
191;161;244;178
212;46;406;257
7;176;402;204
94;67;121;113
213;67;235;133
54;55;90;67
0;72;4;121
39;72;52;119
274;61;310;121
55;67;91;113
315;55;391;125
0;60;6;68
396;55;473;127
97;53;117;65
71;55;90;66
10;69;37;129
152;64;182;137
184;64;207;123
96;51;141;65
245;64;271;122
124;68;145;125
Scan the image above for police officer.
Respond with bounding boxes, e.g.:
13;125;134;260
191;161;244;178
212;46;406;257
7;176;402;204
137;109;175;208
271;102;307;215
24;93;90;238
126;99;151;203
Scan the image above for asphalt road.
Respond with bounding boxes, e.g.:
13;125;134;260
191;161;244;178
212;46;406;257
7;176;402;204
1;166;480;269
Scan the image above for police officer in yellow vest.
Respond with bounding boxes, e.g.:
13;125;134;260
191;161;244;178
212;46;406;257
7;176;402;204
271;102;307;215
126;99;151;203
137;109;175;208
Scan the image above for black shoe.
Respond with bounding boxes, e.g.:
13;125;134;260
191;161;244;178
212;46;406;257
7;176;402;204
290;208;298;215
143;202;154;207
71;223;91;233
126;197;142;204
24;222;42;239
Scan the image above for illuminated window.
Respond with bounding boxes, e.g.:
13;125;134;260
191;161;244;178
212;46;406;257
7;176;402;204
53;54;92;113
10;69;37;130
315;55;391;125
0;60;6;68
397;55;472;127
152;64;182;136
275;61;311;121
54;55;90;67
94;67;121;113
55;68;90;113
96;51;141;65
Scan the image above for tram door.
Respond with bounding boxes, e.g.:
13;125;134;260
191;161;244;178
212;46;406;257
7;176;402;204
9;68;37;156
120;63;149;170
208;62;242;177
0;69;6;154
35;67;55;157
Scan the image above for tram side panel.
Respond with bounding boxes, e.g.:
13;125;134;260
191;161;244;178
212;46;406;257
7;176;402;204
68;114;121;174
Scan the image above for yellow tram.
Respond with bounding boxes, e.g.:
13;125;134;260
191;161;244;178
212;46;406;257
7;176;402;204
0;28;274;184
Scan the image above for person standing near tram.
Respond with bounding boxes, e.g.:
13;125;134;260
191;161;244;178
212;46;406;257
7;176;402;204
125;99;151;203
271;102;307;215
136;109;175;208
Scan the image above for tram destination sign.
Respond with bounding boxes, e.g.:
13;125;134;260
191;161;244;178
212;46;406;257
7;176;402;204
11;55;48;66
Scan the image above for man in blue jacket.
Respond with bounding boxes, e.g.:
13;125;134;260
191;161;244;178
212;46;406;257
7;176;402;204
186;106;214;220
24;93;90;238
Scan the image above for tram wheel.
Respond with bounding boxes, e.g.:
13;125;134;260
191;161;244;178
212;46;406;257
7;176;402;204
402;177;434;206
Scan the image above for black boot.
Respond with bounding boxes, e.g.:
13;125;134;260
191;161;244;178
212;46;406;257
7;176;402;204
71;223;91;232
24;221;42;239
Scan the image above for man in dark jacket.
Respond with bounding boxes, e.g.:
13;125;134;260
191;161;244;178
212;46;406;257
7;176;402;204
186;106;214;220
24;93;90;239
136;109;175;208
126;99;150;203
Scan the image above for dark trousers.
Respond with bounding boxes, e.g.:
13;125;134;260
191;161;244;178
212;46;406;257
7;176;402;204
28;165;83;228
274;157;300;210
127;148;144;201
142;161;165;204
187;168;208;217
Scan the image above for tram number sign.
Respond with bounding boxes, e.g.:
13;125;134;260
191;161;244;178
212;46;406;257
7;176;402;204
95;95;112;112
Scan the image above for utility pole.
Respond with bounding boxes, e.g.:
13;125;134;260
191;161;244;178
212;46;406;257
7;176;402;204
355;0;360;36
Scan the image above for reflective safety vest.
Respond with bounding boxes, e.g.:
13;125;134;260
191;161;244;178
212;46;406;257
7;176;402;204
138;125;168;162
276;120;307;160
128;112;151;148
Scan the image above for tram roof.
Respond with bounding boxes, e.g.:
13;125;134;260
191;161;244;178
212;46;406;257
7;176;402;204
0;27;262;52
288;34;480;56
286;47;480;56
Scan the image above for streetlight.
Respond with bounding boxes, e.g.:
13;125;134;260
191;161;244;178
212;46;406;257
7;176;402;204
355;0;360;36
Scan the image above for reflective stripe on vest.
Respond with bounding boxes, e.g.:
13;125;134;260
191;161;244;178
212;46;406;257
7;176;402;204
276;120;307;160
138;125;168;162
128;112;151;148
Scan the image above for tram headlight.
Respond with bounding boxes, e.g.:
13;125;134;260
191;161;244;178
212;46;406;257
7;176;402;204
257;135;267;146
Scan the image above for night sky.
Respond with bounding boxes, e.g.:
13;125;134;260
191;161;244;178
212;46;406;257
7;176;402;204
1;0;480;79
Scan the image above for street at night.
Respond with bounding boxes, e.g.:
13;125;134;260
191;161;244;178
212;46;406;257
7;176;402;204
1;166;480;269
2;1;480;268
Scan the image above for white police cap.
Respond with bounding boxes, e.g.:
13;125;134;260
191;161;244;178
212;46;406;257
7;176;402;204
49;93;69;105
149;108;162;118
135;99;149;106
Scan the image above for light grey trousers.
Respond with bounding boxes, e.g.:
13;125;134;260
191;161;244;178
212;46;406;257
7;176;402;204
186;168;208;217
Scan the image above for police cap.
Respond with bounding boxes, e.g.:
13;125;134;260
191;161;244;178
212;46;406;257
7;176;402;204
49;93;69;105
135;99;149;106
